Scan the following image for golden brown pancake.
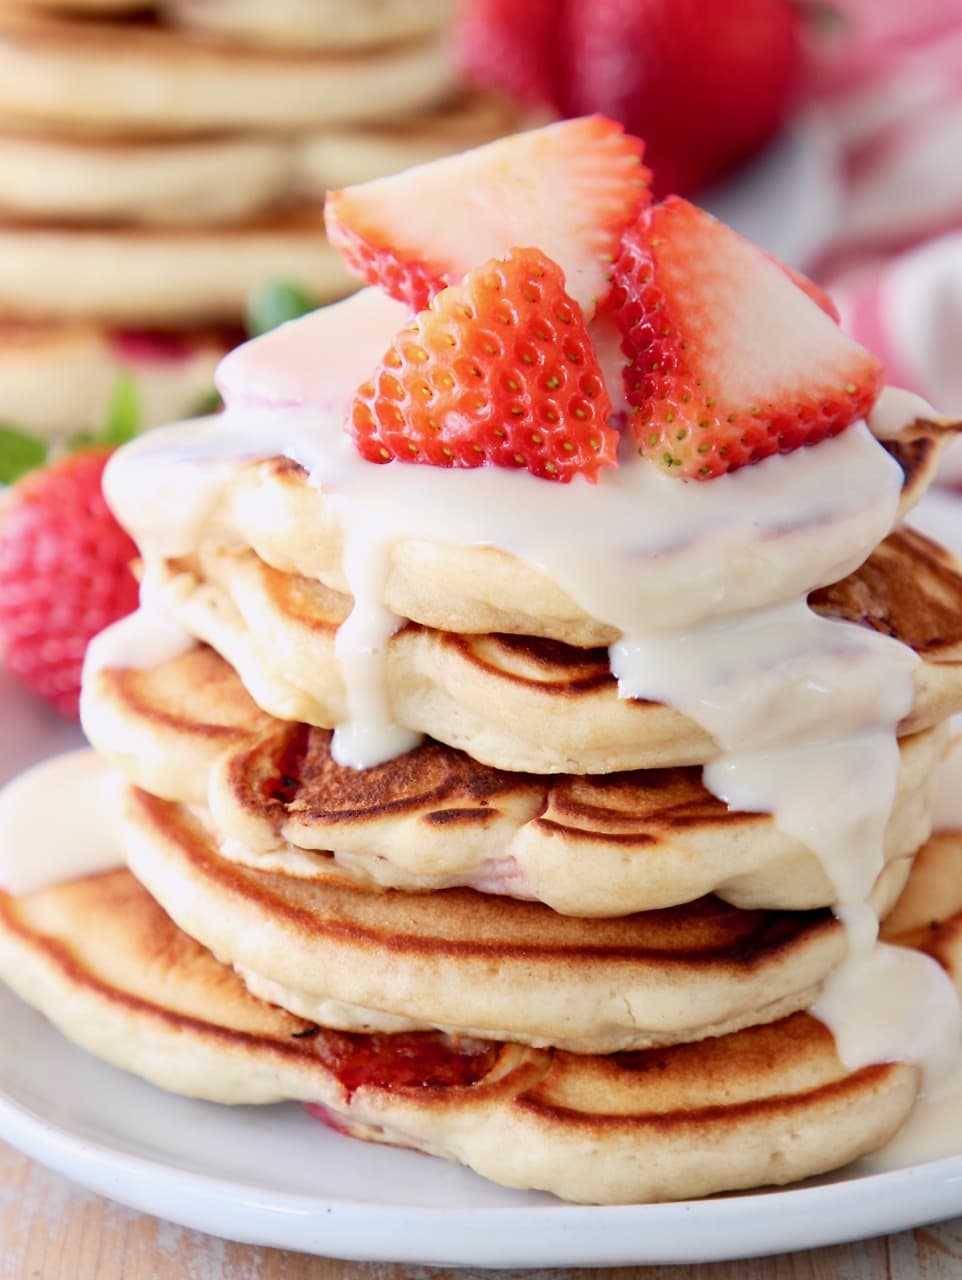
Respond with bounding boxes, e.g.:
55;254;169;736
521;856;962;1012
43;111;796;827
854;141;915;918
144;526;962;774
882;831;962;965
0;860;920;1203
0;318;224;437
154;414;961;650
161;0;454;51
0;96;518;227
81;644;942;915
0;212;352;323
0;11;454;136
119;785;861;1053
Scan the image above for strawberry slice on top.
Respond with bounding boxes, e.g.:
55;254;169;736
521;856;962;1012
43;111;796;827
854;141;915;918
349;246;617;484
610;197;883;480
325;116;650;320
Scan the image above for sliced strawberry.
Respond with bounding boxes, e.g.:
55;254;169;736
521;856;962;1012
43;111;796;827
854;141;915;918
610;197;883;480
349;247;617;483
325;117;650;319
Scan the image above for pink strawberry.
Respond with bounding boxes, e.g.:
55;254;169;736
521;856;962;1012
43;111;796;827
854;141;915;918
452;0;561;113
454;0;801;199
561;0;801;198
0;448;139;716
349;247;617;483
609;198;883;480
325;117;650;318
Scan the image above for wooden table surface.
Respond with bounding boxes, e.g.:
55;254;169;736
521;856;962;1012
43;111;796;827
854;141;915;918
2;1142;961;1280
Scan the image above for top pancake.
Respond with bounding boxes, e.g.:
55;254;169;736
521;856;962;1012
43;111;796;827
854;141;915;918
144;525;962;773
122;412;960;649
7;834;959;1200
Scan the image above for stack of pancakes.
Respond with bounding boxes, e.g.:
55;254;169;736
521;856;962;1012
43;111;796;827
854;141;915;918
0;0;517;440
0;392;951;1202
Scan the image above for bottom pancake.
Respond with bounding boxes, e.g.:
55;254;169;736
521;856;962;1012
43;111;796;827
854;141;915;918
0;864;919;1204
0;319;225;438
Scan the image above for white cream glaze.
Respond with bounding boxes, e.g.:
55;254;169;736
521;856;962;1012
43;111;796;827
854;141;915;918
106;412;902;637
329;515;422;767
0;750;123;895
83;602;196;676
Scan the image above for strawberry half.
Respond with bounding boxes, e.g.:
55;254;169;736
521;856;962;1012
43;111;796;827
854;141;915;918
610;198;884;480
349;247;617;483
325;117;650;319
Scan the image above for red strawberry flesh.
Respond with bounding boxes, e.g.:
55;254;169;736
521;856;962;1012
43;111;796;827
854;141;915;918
325;116;650;318
349;247;617;484
610;198;884;479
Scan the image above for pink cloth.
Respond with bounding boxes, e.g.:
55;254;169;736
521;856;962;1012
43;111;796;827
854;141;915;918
807;2;962;428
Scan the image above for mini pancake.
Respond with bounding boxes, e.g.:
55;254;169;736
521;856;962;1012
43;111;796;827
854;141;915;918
0;96;517;227
0;319;226;438
0;859;922;1203
0;213;352;323
148;414;961;649
143;526;962;773
161;0;454;51
119;785;861;1054
0;11;454;136
82;645;943;916
5;0;144;11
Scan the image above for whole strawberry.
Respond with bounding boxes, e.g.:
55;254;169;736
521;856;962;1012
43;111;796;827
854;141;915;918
456;0;801;198
0;448;139;717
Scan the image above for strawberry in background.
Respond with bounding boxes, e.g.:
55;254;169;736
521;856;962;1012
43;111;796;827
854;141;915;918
0;383;142;718
454;0;803;197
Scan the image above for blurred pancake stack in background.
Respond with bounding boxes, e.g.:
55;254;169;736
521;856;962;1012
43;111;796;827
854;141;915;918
0;0;518;447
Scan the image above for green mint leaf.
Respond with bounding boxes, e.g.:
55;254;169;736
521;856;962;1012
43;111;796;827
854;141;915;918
246;280;318;338
101;370;142;446
0;425;47;484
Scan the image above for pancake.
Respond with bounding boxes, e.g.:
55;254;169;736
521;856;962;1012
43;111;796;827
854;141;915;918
297;94;523;198
0;213;352;323
81;645;943;916
0;319;225;438
0;863;917;1203
161;0;454;51
5;0;145;10
120;786;853;1054
0;12;454;136
0;96;517;227
138;414;960;650
882;831;962;963
142;526;962;774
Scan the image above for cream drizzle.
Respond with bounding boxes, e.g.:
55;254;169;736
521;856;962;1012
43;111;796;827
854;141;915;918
0;750;123;895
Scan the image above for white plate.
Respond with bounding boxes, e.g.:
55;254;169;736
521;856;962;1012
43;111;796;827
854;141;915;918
4;642;962;1268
